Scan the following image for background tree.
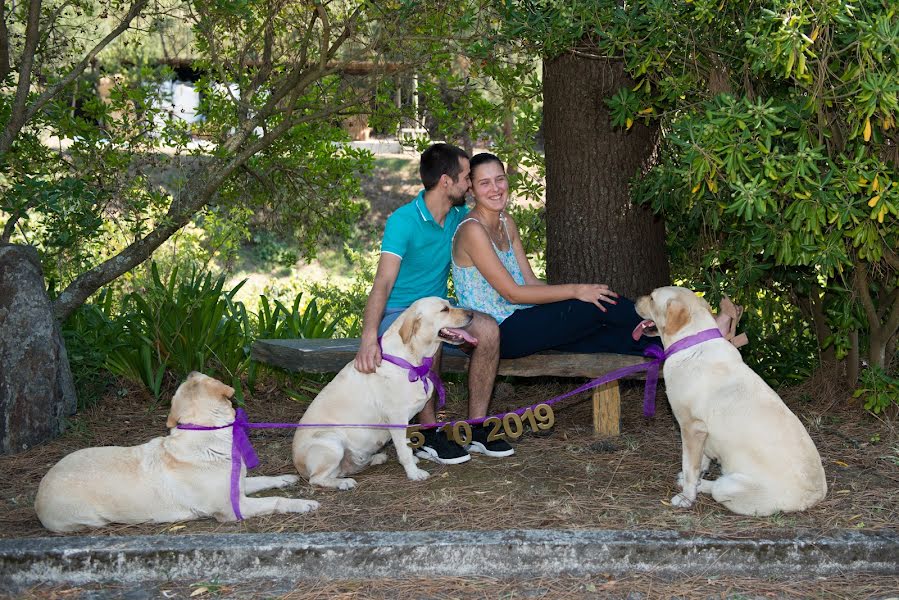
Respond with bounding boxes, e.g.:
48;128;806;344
486;0;896;400
1;0;484;320
489;1;670;299
591;0;897;386
0;0;493;445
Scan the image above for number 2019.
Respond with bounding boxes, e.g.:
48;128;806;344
406;404;555;448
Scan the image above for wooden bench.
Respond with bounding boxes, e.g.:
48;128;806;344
251;338;657;437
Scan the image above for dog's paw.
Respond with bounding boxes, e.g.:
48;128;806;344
406;467;430;481
275;475;299;488
336;478;357;490
298;499;319;513
370;452;388;466
671;493;695;508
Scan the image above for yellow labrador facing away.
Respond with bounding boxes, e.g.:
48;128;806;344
35;372;318;532
293;297;476;490
634;286;827;516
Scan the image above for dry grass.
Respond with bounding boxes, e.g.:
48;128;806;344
2;370;897;540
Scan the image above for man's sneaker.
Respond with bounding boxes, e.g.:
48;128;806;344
466;424;515;457
414;428;471;465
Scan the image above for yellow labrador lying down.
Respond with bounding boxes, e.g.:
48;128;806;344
35;372;318;532
293;297;476;489
634;286;827;516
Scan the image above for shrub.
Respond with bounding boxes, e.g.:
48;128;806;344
854;366;899;416
60;288;121;409
105;262;252;401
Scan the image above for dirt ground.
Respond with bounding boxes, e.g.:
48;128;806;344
2;370;897;539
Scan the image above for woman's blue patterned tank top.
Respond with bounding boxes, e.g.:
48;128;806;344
452;215;534;324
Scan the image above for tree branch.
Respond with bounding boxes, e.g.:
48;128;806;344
852;261;880;334
52;93;365;321
883;245;899;272
1;212;21;243
0;0;149;157
0;0;10;81
882;284;899;349
0;0;42;158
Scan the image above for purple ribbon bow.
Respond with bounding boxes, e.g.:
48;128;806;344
643;327;724;417
177;407;258;520
642;344;665;418
378;339;446;409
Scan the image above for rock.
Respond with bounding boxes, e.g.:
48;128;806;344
0;244;76;454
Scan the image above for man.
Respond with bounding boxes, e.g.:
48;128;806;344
354;143;513;464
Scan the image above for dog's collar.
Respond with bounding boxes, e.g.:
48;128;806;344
665;328;724;357
378;337;446;409
178;408;258;520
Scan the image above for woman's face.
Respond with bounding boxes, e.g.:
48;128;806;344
470;161;509;211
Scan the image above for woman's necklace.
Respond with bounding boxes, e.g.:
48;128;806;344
476;212;507;250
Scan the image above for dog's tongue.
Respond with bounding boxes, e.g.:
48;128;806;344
632;319;655;341
444;328;478;346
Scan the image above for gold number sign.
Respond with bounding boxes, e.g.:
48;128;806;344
407;404;556;448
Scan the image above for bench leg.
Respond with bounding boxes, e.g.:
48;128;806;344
592;381;620;437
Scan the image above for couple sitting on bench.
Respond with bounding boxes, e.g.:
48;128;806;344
354;143;655;465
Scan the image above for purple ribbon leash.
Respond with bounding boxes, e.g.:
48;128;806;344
177;328;722;519
433;327;723;425
378;337;446;409
178;410;413;519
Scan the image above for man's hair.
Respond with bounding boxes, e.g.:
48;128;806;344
420;143;469;190
469;152;505;178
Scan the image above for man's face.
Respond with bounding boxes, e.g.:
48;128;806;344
447;157;471;206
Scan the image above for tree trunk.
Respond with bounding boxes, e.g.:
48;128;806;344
543;53;669;299
0;245;76;454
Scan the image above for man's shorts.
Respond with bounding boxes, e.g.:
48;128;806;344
377;307;406;337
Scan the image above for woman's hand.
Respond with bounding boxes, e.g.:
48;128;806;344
572;284;619;311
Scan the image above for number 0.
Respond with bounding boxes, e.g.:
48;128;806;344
502;413;524;439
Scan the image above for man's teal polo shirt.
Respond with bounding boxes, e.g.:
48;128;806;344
382;190;469;308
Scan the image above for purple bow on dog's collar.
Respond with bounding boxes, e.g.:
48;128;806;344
177;407;258;520
640;327;723;417
378;337;446;409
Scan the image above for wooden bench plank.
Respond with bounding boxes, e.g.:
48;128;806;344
252;338;653;378
251;338;658;438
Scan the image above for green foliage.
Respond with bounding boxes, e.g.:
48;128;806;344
60;260;349;403
251;232;299;269
306;246;379;337
105;263;251;400
493;0;899;378
615;0;898;373
853;366;899;415
2;0;498;323
255;293;342;340
59;289;120;409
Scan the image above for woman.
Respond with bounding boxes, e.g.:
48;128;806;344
452;152;655;359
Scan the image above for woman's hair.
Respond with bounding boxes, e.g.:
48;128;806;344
469;152;505;178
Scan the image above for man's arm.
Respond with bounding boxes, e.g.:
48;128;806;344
354;253;402;373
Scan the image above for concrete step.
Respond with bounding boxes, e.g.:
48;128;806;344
2;529;897;590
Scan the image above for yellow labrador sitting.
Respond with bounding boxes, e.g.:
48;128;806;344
35;372;318;532
634;286;827;516
293;297;475;489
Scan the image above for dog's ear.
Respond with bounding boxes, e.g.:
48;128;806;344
399;314;421;345
205;377;234;400
165;408;181;429
166;377;197;428
664;298;690;337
